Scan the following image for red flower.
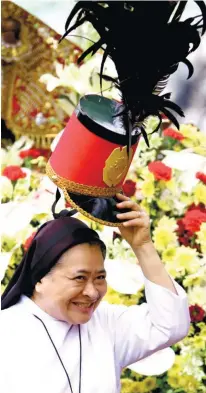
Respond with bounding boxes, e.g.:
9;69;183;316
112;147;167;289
122;179;136;197
148;161;172;181
23;232;36;252
182;209;206;233
19;148;50;159
163;127;184;141
189;304;205;323
20;148;41;159
196;172;206;185
65;201;71;208
2;165;26;182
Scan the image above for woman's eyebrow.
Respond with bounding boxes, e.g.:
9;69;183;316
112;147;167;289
74;269;106;274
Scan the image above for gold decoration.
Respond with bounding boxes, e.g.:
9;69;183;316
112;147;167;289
46;161;122;197
103;146;133;187
1;1;82;148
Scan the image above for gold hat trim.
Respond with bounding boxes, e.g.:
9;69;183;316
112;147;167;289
62;188;124;228
46;161;122;197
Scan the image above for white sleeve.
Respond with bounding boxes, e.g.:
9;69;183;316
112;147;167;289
104;276;190;369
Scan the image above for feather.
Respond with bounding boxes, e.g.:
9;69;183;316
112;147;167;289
60;1;206;148
195;1;206;33
183;58;194;79
77;37;104;64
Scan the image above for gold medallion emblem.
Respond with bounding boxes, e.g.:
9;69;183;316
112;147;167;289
103;146;133;187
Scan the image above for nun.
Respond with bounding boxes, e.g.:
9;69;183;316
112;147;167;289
1;193;190;393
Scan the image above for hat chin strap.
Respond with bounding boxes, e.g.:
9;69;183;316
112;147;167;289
51;188;78;219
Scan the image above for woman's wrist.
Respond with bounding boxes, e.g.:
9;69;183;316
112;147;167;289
132;240;155;258
132;240;164;272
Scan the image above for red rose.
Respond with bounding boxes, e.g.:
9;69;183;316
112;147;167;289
182;209;206;233
122;180;136;197
189;304;205;323
196;172;206;185
163;128;184;141
19;148;49;159
2;165;26;181
148;161;172;181
23;232;36;252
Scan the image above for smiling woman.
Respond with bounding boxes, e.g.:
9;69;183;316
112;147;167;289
31;243;107;324
1;196;190;393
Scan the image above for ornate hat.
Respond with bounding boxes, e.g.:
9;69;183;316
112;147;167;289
47;1;206;226
46;94;140;226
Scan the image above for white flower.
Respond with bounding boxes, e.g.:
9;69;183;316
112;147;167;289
98;226;114;244
128;348;175;376
14;136;34;151
162;149;206;171
1;148;22;168
180;346;205;381
40;54;119;99
1;137;34;168
162;149;206;193
0;176;13;201
1;201;38;237
104;259;144;294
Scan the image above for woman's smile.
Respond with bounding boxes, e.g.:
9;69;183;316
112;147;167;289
71;301;96;314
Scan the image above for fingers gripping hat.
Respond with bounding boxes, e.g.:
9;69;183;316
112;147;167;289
46;1;206;227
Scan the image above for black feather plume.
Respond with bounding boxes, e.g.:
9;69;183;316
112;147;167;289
61;1;206;148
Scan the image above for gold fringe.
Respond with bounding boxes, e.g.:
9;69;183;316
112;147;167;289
46;161;122;197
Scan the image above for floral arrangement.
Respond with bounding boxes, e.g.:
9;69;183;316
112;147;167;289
109;122;206;393
1;136;65;290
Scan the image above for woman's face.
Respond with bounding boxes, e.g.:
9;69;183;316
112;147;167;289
32;243;107;325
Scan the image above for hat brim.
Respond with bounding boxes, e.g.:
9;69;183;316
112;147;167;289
63;189;130;227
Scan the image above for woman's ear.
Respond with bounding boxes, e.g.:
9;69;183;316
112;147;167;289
34;280;42;293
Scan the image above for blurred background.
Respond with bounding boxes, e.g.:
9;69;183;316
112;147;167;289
12;0;206;131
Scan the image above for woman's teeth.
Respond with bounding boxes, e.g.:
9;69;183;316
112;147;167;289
73;302;93;308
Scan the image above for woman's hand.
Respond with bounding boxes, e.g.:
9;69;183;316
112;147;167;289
116;193;151;250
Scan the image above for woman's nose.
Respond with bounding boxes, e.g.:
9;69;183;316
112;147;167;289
83;282;99;300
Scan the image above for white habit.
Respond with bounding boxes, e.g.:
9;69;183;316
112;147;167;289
1;276;190;393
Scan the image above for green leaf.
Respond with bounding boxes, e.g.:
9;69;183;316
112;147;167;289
58;94;76;107
23;157;33;168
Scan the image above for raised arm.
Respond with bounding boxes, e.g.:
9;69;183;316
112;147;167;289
116;193;178;294
104;194;191;370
